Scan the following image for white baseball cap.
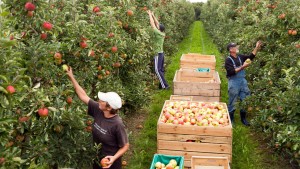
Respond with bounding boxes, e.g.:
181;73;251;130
98;92;122;109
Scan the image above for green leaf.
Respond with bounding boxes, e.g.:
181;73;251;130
0;86;8;94
0;11;10;17
0;75;9;83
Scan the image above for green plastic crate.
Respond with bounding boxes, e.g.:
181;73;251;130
150;154;184;169
196;68;210;72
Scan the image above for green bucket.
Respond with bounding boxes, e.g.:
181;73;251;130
150;154;184;169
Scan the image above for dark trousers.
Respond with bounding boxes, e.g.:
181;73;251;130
154;52;169;89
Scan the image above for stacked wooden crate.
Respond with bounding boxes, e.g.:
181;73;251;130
157;101;232;169
172;53;221;102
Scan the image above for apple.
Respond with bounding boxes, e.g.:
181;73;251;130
169;159;177;167
122;160;127;166
108;32;114;38
292;30;297;36
40;33;47;40
66;96;72;104
27;11;34;17
19;116;30;122
88;50;95;57
93;6;100;13
100;158;109;167
38;108;49;117
6;85;15;94
54;52;62;59
62;64;69;71
80;41;88;48
85;126;92;132
155;162;163;168
111;46;118;53
0;157;5;164
127;10;134;16
42;22;53;31
245;59;251;64
190;118;196;125
10;35;14;40
25;2;35;11
86;120;93;126
113;62;121;68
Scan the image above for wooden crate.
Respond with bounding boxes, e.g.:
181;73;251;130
173;70;221;97
170;95;220;102
191;156;230;169
180;53;216;70
157;101;232;168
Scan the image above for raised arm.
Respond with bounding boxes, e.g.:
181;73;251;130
147;10;159;30
65;67;90;105
151;11;160;29
251;40;262;55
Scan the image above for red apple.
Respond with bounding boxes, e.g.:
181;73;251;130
19;116;30;122
66;96;72;104
25;2;35;11
127;10;134;16
100;158;109;167
108;32;114;38
80;41;88;48
27;11;34;17
113;62;121;68
111;46;118;53
10;35;14;40
54;52;62;59
41;33;47;40
6;85;15;94
42;22;53;31
93;6;100;13
38;108;49;117
88;50;95;57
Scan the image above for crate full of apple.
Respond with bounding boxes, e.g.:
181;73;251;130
159;101;230;127
150;154;184;169
157;101;232;168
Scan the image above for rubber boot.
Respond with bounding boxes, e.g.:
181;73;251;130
240;111;250;126
229;111;234;126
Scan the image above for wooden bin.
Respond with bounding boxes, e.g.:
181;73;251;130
170;95;220;102
191;156;231;169
157;101;232;168
180;53;216;70
173;70;221;98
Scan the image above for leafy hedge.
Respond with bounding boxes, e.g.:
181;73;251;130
0;0;195;168
201;0;299;166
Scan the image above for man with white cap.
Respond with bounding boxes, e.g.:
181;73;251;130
65;67;129;169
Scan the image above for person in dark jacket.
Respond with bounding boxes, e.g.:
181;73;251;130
225;41;262;126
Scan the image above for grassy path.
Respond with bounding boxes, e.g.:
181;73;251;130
125;21;290;169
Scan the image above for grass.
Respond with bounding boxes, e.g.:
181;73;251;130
126;21;290;169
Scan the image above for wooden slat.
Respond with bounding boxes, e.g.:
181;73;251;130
170;95;193;101
169;95;220;102
192;96;220;102
173;88;220;96
157;134;232;144
157;140;232;154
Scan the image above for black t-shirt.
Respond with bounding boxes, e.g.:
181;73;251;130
225;53;255;78
88;99;128;168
